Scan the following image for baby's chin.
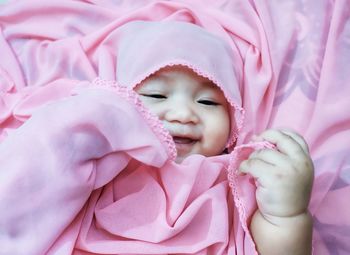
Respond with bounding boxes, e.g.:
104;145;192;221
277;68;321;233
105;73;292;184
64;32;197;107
175;157;185;164
174;152;193;164
174;148;228;163
173;151;204;164
174;151;191;163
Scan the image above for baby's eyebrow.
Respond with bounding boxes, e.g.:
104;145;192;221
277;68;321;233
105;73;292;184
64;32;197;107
200;81;221;91
137;79;167;91
141;75;172;87
152;71;174;80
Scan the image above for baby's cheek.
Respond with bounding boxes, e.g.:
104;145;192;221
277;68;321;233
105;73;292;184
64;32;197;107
199;135;225;157
139;101;163;120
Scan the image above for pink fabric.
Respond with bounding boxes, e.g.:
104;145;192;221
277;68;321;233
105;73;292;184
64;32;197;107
0;78;265;254
0;1;349;254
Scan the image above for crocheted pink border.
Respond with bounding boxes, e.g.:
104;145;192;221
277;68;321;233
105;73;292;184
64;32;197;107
92;77;177;162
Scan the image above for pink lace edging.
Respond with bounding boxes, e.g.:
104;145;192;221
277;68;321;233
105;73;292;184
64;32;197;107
92;77;177;162
125;61;245;149
227;146;250;235
227;141;276;253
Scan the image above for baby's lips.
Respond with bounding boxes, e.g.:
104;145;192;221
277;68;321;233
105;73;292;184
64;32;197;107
172;136;197;144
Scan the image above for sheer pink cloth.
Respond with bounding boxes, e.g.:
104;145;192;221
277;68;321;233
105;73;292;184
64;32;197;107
0;1;349;255
0;77;268;255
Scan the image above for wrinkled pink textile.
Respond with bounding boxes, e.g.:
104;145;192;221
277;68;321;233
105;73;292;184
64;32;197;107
0;1;349;255
0;77;268;255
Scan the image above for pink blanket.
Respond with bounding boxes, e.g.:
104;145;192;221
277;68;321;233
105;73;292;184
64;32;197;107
0;1;349;254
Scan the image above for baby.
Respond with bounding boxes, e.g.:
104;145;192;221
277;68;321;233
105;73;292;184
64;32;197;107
121;21;313;254
135;64;314;255
0;20;313;255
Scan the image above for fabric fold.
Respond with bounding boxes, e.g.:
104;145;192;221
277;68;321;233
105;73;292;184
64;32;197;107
0;80;172;254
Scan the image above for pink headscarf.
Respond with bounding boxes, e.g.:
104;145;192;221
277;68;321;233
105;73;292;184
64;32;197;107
116;20;244;149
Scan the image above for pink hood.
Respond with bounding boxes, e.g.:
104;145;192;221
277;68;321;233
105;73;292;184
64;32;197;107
116;20;244;148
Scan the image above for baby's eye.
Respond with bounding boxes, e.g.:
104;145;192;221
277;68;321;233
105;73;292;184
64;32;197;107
142;94;167;99
197;99;220;106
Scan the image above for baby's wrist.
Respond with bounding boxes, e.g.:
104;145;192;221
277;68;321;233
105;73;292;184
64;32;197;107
258;210;312;228
251;210;313;255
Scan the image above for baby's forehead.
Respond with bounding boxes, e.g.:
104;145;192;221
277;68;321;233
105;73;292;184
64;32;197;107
139;65;223;92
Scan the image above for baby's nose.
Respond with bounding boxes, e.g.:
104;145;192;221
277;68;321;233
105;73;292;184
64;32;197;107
165;103;199;124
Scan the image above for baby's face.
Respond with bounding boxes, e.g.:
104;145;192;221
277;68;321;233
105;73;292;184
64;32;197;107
135;66;230;163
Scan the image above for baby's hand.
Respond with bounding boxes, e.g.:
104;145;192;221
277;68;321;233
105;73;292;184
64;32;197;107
239;129;314;221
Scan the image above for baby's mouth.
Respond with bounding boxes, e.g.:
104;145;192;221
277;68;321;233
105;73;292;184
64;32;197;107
172;135;199;155
172;136;197;145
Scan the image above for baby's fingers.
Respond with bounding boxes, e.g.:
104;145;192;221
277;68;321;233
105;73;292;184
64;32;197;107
249;149;289;167
239;158;277;186
255;129;306;159
279;129;310;154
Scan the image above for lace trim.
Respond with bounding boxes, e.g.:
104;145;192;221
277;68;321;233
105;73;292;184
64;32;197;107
124;61;245;149
92;77;177;162
227;141;276;252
